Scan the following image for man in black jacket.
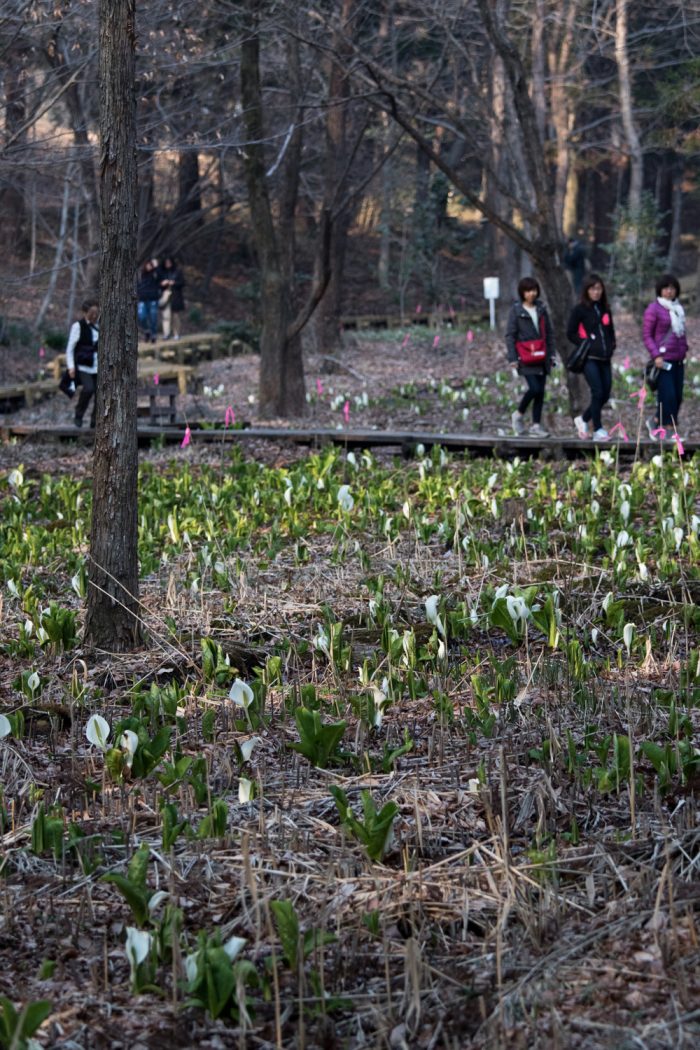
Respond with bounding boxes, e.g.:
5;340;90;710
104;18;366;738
66;299;99;428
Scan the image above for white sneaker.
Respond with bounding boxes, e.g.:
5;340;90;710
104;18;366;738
512;410;526;436
574;415;589;440
529;423;549;438
592;428;609;441
646;417;659;439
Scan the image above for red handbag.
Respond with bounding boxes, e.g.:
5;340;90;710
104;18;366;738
515;315;547;365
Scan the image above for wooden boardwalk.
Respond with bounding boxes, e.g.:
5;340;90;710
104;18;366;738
2;422;694;459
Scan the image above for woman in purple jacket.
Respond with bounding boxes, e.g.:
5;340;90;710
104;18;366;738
643;274;688;438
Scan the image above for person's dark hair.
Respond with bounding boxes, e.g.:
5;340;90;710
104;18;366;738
81;298;99;312
518;276;540;300
580;272;610;311
655;273;681;298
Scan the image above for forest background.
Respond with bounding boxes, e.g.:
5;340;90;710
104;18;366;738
1;0;700;407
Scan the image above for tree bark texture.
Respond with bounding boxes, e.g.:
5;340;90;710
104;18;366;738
240;7;304;418
84;0;141;651
615;0;643;221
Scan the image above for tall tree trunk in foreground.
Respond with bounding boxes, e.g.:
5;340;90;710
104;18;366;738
84;0;141;650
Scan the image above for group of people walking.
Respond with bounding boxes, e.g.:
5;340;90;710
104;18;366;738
137;256;186;343
507;272;689;442
65;255;186;428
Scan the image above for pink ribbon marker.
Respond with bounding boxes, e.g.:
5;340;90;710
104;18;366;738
621;355;631;370
224;405;235;427
466;330;474;343
630;384;646;406
181;425;191;449
672;433;685;456
316;378;323;396
154;373;160;386
433;334;440;349
401;334;411;349
651;426;667;440
343;400;350;424
415;304;422;314
608;422;628;441
39;346;45;359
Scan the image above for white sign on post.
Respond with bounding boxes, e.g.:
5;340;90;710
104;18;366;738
483;277;500;331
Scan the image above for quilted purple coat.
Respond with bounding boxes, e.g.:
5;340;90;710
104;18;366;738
643;301;688;362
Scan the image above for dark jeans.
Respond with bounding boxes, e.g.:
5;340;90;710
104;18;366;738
582;358;612;430
138;299;159;340
656;361;684;430
518;374;546;423
75;370;97;426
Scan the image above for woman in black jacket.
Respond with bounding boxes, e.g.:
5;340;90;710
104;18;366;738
566;273;616;441
506;276;555;438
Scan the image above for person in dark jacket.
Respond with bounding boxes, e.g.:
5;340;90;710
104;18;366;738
158;256;185;340
66;299;99;428
567;273;616;441
643;273;688;440
506;276;555;438
563;236;587;294
137;258;161;342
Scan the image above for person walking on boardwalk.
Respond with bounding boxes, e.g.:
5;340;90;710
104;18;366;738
506;277;555;438
567;273;616;441
158;256;185;340
643;273;688;441
66;299;99;428
137;258;161;342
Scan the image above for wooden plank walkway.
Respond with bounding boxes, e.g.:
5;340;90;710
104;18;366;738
2;423;695;459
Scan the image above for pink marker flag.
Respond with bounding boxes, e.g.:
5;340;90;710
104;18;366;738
608;422;628;442
651;426;667;440
433;334;440;349
224;405;235;427
154;373;160;386
316;378;324;396
630;384;646;406
415;304;422;314
343;400;350;423
401;334;411;349
39;346;45;359
622;355;631;370
672;433;685;456
181;425;191;449
466;330;474;343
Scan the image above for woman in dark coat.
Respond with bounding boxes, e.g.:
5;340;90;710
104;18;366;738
158;257;185;339
566;273;616;441
506;276;555;438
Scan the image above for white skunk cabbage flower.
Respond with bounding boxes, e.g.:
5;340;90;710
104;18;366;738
506;595;529;626
228;679;254;710
0;715;12;739
239;736;261;763
125;927;152;977
337;485;354;512
425;595;446;638
86;714;110;750
623;623;635;656
223;936;246;961
238;777;254;803
120;730;139;769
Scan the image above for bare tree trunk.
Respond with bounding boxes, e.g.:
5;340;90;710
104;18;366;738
667;158;683;271
84;0;141;651
615;0;643;220
315;0;355;355
177;148;203;226
240;2;305;418
241;1;331;417
34;164;72;332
